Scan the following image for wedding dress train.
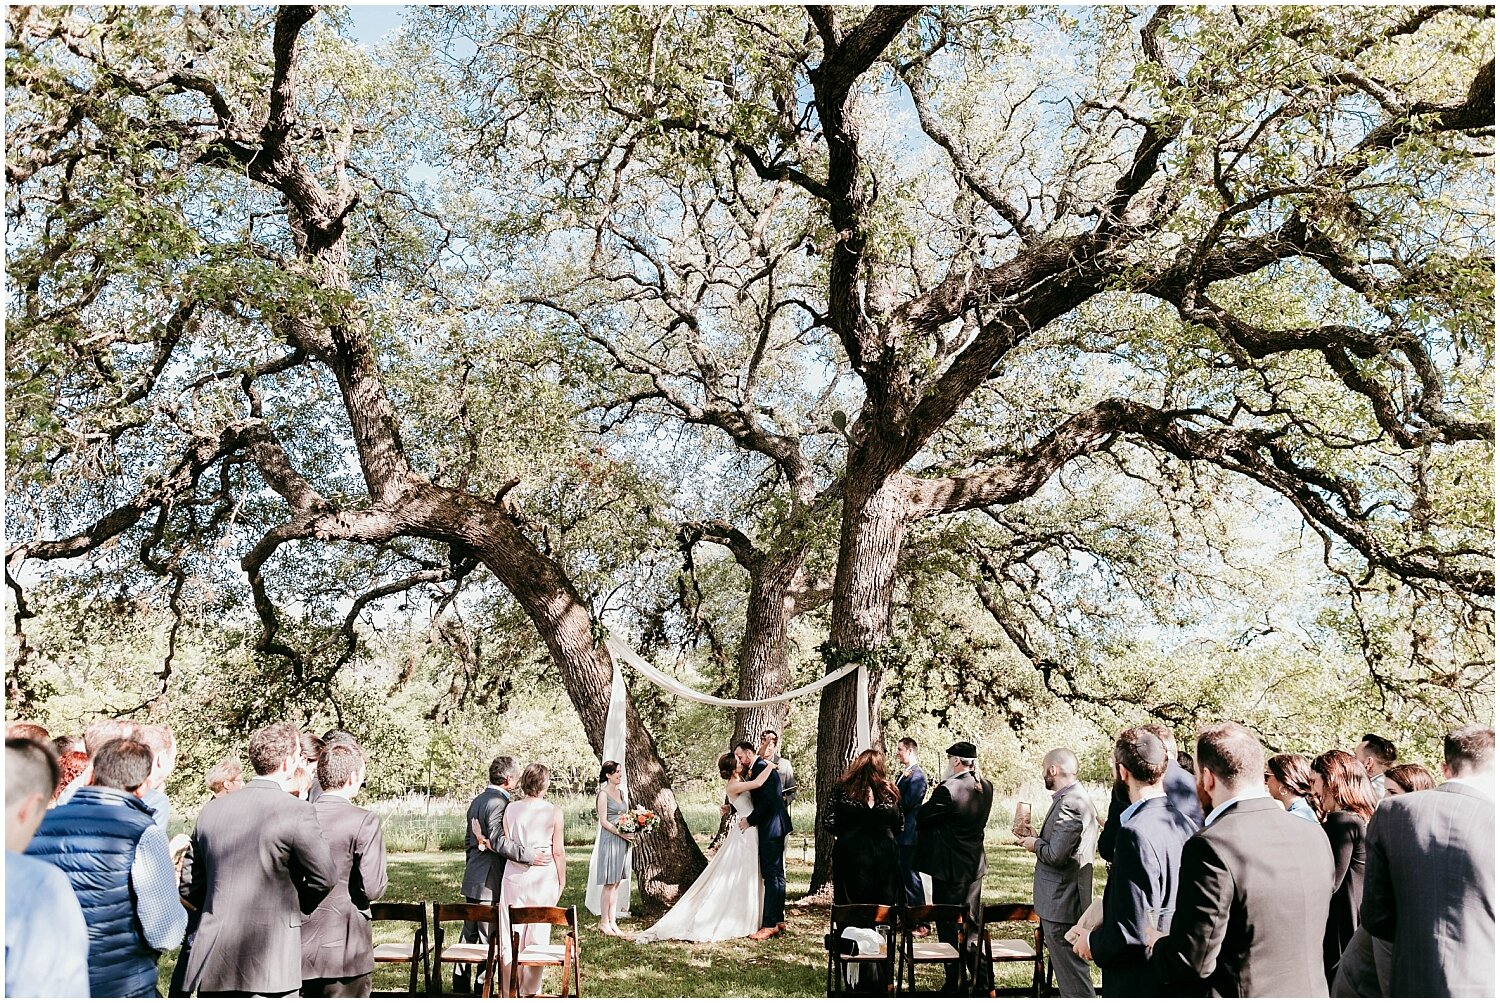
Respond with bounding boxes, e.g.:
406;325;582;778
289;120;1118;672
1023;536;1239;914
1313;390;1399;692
634;787;764;943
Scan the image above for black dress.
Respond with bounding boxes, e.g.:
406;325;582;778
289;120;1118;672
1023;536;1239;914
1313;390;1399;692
1322;810;1368;986
823;784;903;905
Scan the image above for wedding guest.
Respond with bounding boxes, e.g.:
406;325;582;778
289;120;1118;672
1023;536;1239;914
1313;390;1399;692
6;721;49;743
760;729;796;802
1354;734;1397;805
823;747;903;905
500;763;566;996
205;756;244;797
55;717;146;805
592;760;633;936
140;723;176;835
1018;747;1097;997
51;750;89;806
1311;750;1377;987
456;755;548;993
1381;762;1434;796
1099;723;1201;861
1175;750;1195;774
1147;722;1333;996
182;721;336;996
896;737;928;910
5;736;90;998
300;732;325;802
301;738;388;997
919;741;993;993
1075;728;1197;996
1266;753;1321;822
27;738;188;996
53;734;84;757
1361;723;1494;997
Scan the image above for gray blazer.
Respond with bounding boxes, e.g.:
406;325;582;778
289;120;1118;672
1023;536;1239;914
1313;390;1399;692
301;794;389;981
461;786;534;901
1361;780;1495;998
1032;782;1098;924
184;779;337;994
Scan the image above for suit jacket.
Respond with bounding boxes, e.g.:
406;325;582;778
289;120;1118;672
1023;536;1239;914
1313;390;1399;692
745;758;792;839
1090;797;1197;996
1100;762;1203;861
1361;781;1495;998
184;778;337;994
1031;781;1098;924
300;794;389;981
1151;797;1333;997
915;769;993;884
897;764;928;847
461;786;535;901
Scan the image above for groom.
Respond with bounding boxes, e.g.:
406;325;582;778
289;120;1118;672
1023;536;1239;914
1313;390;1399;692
735;741;792;940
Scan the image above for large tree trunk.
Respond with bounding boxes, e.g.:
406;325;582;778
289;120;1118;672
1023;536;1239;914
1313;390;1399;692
730;555;809;743
437;490;708;905
808;465;911;893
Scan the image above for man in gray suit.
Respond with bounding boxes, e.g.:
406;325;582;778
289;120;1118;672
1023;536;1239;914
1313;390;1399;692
453;755;549;993
185;722;337;996
1360;723;1494;998
301;738;388;997
1018;748;1098;997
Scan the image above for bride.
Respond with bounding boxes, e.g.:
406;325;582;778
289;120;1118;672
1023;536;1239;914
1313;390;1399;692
634;750;775;943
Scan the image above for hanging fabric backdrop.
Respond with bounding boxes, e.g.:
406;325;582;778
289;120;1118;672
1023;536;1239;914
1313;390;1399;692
583;628;871;917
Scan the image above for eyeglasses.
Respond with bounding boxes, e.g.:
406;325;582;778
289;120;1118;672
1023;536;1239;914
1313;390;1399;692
1263;772;1274;782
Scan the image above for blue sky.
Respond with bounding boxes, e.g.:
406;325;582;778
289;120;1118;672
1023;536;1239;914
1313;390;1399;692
347;4;408;46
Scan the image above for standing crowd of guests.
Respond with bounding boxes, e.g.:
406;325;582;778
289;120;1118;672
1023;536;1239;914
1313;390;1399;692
6;718;389;998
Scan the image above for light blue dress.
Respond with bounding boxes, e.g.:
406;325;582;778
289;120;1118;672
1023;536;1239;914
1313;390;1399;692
597;791;630;883
1288;796;1320;823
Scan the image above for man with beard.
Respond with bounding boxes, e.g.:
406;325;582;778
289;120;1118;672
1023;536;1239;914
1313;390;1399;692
1018;748;1099;997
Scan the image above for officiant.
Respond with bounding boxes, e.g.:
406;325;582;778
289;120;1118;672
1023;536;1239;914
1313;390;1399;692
916;741;994;993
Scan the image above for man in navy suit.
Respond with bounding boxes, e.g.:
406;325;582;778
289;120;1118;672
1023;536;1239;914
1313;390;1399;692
736;741;792;940
1098;723;1202;862
896;737;928;910
1074;728;1197;996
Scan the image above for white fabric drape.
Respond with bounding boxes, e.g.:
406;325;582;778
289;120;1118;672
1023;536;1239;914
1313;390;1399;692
584;629;873;917
584;650;631;918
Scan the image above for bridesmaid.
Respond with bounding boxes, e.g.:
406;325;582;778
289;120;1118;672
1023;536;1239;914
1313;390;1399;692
593;761;633;937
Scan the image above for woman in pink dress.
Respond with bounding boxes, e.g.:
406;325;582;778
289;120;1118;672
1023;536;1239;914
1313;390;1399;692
500;763;566;997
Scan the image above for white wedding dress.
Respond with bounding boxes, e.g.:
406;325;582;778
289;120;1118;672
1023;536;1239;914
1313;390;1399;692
634;786;764;943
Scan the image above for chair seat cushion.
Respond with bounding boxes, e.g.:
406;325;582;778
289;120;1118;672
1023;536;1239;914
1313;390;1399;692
910;942;961;961
439;944;493;963
839;951;890;962
372;943;422;962
517;945;567;964
990;938;1038;960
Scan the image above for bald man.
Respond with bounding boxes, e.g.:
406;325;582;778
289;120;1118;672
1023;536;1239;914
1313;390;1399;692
1019;748;1099;997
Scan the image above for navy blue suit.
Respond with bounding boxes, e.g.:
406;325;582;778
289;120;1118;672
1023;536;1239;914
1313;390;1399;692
746;757;792;928
1090;797;1197;997
897;764;928;906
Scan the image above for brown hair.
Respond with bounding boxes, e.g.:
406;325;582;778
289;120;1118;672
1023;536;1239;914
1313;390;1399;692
599;760;620;785
717;752;739;780
1312;749;1378;821
1267;753;1315;800
1115;727;1169;784
92;739;153;793
318;740;364;790
248;722;301;776
836;748;897;804
1384;762;1436;794
1195;722;1263;787
205;756;243;795
1443;724;1494;775
519;762;550;797
6;721;50;744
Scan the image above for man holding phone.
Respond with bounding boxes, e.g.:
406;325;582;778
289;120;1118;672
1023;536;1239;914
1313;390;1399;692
1016;748;1098;997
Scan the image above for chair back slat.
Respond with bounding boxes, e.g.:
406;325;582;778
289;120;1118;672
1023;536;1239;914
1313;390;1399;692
982;902;1039;924
434;901;500;925
372;902;427;924
903;903;967;928
830;903;899;929
508;905;570;927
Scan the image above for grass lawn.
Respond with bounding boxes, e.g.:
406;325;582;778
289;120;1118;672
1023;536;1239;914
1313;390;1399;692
160;831;1107;996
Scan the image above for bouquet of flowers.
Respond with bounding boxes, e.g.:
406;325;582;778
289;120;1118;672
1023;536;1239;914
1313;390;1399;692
616;806;661;835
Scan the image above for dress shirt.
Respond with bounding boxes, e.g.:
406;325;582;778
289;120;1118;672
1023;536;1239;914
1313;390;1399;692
1120;790;1165;826
133;823;189;949
1286;796;1320;823
1203;790;1272;828
142;785;172;835
5;850;91;998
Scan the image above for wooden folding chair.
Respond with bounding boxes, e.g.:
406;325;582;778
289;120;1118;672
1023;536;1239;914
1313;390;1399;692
976;903;1048;997
824;903;898;996
370;902;433;996
431;901;501;998
508;904;581;998
898;903;969;995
